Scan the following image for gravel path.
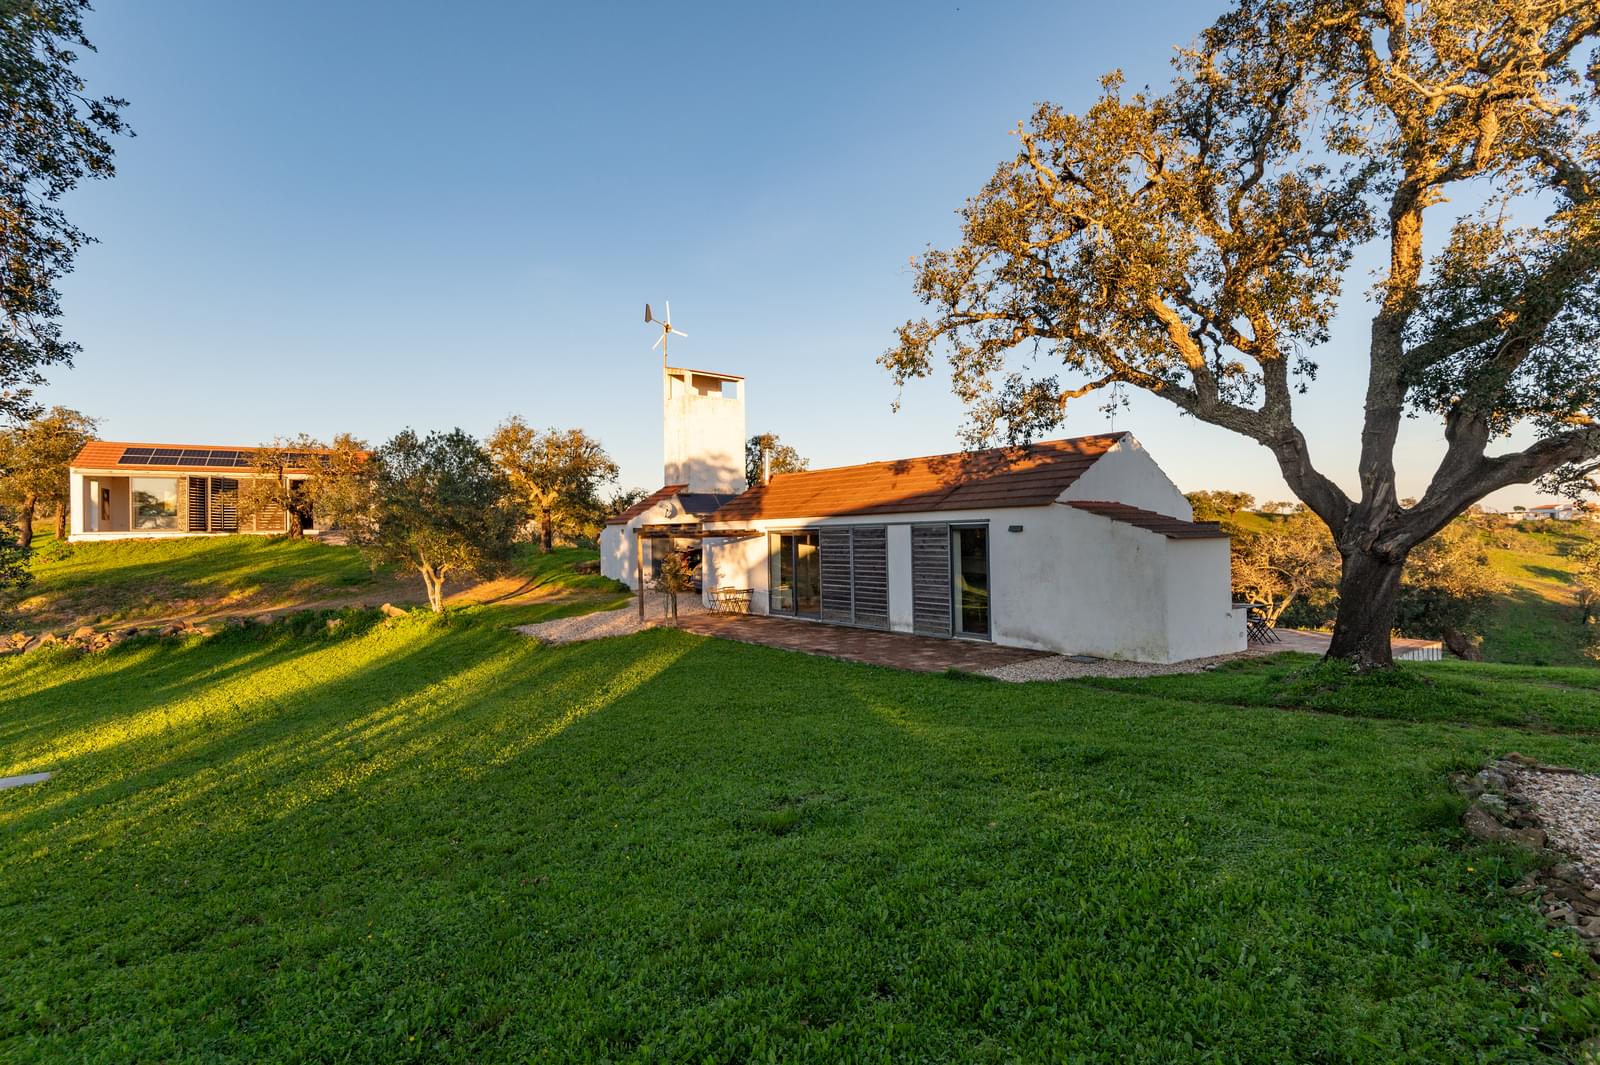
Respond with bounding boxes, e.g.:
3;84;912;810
1511;767;1600;882
982;649;1254;681
516;592;707;645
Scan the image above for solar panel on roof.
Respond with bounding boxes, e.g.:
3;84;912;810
119;447;153;463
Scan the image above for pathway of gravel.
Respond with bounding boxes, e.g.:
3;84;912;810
1510;766;1600;883
516;592;707;645
982;649;1252;681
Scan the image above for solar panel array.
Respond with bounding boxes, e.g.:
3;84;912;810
118;447;253;468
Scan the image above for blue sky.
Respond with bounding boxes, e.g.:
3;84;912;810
41;0;1557;507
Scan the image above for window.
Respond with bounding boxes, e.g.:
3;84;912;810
131;477;179;530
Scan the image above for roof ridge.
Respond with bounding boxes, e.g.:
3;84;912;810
762;432;1127;483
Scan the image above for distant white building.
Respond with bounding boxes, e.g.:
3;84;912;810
600;362;1244;664
1510;502;1583;521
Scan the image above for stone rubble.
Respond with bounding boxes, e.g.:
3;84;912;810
1458;753;1600;961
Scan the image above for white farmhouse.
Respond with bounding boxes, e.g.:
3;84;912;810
601;363;1244;663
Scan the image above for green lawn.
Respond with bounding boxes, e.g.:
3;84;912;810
3;534;626;631
5;616;1600;1061
1482;523;1593;667
6;532;384;628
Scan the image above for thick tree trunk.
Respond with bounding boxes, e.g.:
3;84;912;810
540;517;554;553
1325;549;1407;670
17;494;36;550
54;507;66;541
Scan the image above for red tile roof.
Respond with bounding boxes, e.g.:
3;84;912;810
1066;501;1228;539
709;434;1125;522
71;440;354;474
607;484;689;526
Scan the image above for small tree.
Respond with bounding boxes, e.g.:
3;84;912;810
237;435;320;537
0;406;98;547
653;551;694;622
0;504;32;598
488;418;619;551
745;433;809;485
235;434;368;538
1573;542;1600;624
345;429;515;613
1185;490;1256;523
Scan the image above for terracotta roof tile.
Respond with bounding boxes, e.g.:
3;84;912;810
607;484;689;525
709;434;1125;522
1066;500;1228;539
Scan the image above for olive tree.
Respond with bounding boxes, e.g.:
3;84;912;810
344;429;515;613
1;2;128;420
883;0;1600;668
487;418;618;551
745;433;809;485
0;406;97;547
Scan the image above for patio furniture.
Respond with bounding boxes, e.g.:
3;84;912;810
710;588;752;614
1244;603;1280;644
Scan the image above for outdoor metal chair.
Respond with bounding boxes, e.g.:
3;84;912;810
1245;604;1280;644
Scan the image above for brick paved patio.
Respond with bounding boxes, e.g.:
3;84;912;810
674;613;1053;673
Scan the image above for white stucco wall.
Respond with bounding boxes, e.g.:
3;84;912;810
599;524;629;583
663;372;747;494
702;497;1241;662
1164;537;1247;661
1060;436;1193;519
68;472;85;536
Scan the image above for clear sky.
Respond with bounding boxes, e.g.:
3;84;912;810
39;0;1561;508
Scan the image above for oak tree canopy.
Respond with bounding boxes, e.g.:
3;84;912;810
883;0;1600;667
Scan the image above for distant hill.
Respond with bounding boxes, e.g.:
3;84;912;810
1474;519;1595;666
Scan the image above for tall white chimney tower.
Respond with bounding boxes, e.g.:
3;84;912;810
662;365;747;493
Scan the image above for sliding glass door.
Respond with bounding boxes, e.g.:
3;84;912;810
768;531;821;617
951;525;990;637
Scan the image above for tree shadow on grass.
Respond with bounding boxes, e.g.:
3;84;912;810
4;627;1595;1061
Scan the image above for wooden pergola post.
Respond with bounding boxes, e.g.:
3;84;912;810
635;529;645;620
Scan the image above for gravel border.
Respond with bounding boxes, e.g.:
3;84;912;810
516;592;706;645
1510;765;1600;885
982;649;1254;681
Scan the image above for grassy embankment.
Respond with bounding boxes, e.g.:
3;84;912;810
3;532;628;631
4;580;1600;1059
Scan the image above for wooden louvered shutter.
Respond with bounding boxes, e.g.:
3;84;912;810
187;477;209;532
850;526;889;629
911;523;952;636
211;478;239;532
819;527;854;623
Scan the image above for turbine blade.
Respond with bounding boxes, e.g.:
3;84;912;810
652;333;664;349
665;300;671;324
671;328;687;337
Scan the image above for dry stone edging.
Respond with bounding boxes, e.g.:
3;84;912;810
1458;753;1600;961
0;605;400;658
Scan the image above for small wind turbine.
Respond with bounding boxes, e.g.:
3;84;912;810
644;301;687;361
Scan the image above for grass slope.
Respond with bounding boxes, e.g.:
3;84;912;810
3;534;626;631
4;619;1599;1062
1481;522;1593;667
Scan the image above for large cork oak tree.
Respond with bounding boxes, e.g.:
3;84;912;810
883;0;1600;668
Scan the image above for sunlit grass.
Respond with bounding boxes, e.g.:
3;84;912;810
4;618;1600;1061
